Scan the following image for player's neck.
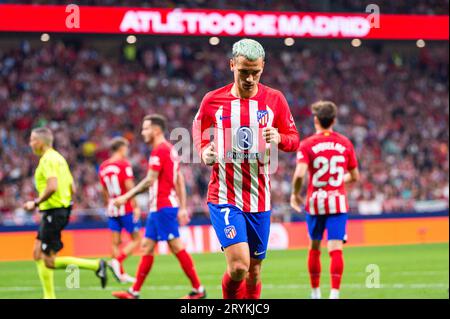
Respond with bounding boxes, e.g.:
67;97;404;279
316;127;333;134
110;153;123;162
231;83;258;99
39;145;52;157
151;135;166;148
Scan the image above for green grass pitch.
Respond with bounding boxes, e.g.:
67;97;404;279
0;243;448;299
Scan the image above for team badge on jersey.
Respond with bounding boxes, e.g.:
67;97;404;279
224;225;237;239
257;110;269;126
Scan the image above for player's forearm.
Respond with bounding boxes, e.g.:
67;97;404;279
124;176;153;200
344;168;360;184
279;132;300;152
176;176;187;209
291;175;304;195
35;185;57;205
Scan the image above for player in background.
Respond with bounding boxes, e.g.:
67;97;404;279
111;114;206;299
99;137;142;284
193;38;300;299
290;101;360;299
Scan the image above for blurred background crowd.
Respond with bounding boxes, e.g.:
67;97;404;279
0;34;448;226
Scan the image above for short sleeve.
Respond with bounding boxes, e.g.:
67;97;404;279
124;163;134;179
347;142;358;170
148;149;163;172
41;158;58;180
296;142;310;165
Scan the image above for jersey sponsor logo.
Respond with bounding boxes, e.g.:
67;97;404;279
257;110;269;126
224;225;237;239
149;156;161;166
219;115;231;120
236;126;253;150
125;166;133;177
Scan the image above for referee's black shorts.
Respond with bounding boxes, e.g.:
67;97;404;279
36;207;71;255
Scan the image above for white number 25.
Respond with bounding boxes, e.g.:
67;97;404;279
312;155;345;188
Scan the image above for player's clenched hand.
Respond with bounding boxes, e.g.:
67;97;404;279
113;195;127;207
290;193;303;213
262;127;281;144
177;208;191;226
202;142;218;166
23;201;36;211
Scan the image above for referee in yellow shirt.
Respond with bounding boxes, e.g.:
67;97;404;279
23;127;107;299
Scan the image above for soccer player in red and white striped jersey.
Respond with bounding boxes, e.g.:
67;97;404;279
99;137;142;284
193;39;300;299
290;101;360;299
112;114;205;299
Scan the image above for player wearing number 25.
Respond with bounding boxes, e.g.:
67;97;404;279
290;101;360;299
98;137;142;284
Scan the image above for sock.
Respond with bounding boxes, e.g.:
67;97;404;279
54;256;99;271
245;281;262;299
175;250;201;290
308;249;321;289
116;252;127;263
222;272;246;299
116;252;127;274
131;254;154;293
330;250;344;290
36;260;56;299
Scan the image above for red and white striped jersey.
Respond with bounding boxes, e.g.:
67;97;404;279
297;131;358;215
193;83;300;213
148;141;180;212
99;159;134;217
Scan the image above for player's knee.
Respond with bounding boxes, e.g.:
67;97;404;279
229;262;249;279
132;232;141;241
310;240;321;251
140;240;155;255
33;251;41;261
43;256;55;269
248;265;261;280
328;240;343;252
168;240;183;255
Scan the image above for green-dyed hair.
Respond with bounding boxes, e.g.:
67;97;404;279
232;38;265;61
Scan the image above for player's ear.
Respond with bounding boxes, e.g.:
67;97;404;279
230;58;235;71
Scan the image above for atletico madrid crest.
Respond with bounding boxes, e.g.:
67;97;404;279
257;110;269;126
224;225;237;239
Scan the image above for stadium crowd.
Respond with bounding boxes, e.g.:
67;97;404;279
2;0;449;15
0;39;448;225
